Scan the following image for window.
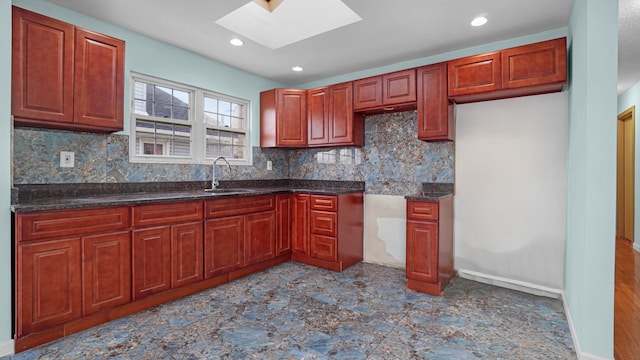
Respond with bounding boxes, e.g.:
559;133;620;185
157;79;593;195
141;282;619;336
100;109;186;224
130;73;251;165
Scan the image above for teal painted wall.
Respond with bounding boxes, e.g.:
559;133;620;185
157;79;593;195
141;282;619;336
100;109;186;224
617;81;640;249
1;0;12;348
12;0;286;146
565;0;618;358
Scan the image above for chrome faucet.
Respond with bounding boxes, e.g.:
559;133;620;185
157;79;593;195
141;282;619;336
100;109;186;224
211;156;231;189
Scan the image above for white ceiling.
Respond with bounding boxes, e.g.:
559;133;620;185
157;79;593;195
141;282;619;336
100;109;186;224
43;0;638;93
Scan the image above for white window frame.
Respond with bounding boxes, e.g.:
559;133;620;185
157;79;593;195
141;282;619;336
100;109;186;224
129;73;252;166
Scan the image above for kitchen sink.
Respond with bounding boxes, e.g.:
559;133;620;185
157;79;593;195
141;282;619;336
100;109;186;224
203;188;255;194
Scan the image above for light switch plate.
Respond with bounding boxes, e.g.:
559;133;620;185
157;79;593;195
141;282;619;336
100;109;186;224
267;160;272;171
60;151;75;168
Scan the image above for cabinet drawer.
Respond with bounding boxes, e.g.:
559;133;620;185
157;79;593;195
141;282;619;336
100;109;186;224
17;207;130;242
407;201;439;221
310;210;337;236
310;234;338;262
133;201;203;227
205;195;275;218
310;195;337;211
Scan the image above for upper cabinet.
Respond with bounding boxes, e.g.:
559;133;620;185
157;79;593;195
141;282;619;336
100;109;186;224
11;7;125;133
308;82;363;147
448;38;567;103
353;69;416;111
260;88;307;148
417;63;454;142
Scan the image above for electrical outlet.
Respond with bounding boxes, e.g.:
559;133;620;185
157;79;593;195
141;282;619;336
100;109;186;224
60;151;75;168
266;160;272;171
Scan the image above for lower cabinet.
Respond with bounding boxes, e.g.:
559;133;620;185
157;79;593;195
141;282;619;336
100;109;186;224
14;191;363;352
292;193;364;271
132;226;171;299
17;238;82;336
82;231;131;315
405;197;455;295
204;195;277;278
132;202;204;299
204;216;244;278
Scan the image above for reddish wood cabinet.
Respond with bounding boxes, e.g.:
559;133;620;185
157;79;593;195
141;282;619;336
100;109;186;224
353;69;416;111
132;201;204;296
275;195;292;256
12;6;124;132
417;63;454;141
260;89;307;147
18;238;82;336
292;193;364;271
292;193;310;255
15;206;130;338
405;197;454;296
204;195;276;277
448;38;566;103
308;82;364;147
132;226;171;299
82;231;131;315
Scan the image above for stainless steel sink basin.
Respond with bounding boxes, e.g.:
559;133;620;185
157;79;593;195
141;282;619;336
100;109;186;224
203;188;254;194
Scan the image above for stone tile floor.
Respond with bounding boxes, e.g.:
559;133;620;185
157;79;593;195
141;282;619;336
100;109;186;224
3;262;575;359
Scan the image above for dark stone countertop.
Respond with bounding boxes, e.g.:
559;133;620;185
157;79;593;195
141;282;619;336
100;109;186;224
11;180;365;212
404;182;454;201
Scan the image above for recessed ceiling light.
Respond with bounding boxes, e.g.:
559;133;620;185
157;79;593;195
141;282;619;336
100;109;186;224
471;16;488;27
292;66;304;72
230;38;244;46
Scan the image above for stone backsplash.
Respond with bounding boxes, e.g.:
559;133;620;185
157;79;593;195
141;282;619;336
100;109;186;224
13;110;454;195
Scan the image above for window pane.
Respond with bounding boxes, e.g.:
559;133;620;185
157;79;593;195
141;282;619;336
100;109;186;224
173;89;189;105
231;103;243;118
204;97;217;113
173;106;189;120
154;86;172;104
134;100;148;116
219;115;231;128
230;117;243;129
135;119;191;157
154;103;171;118
219;101;231;116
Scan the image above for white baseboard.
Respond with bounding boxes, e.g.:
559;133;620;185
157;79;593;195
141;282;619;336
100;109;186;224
562;294;614;360
0;339;14;357
634;242;640;253
456;269;562;299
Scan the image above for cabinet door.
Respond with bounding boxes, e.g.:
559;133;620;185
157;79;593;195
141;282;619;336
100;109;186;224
245;211;276;265
171;222;204;288
417;63;454;141
353;76;382;110
18;238;81;336
328;82;360;145
204;216;244;278
292;194;310;255
448;52;501;97
11;7;74;125
276;89;307;147
276;195;292;256
406;220;439;283
502;37;567;89
382;69;416;106
74;28;124;131
82;231;131;315
133;226;171;299
307;87;329;146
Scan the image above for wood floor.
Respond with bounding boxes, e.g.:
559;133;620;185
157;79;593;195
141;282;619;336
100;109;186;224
615;237;640;360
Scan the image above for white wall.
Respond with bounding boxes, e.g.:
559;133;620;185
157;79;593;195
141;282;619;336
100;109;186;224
454;92;569;291
364;195;406;268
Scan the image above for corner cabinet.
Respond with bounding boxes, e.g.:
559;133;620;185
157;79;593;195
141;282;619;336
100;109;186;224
292;193;364;271
405;197;454;295
307;82;364;147
448;37;566;103
260;89;307;147
12;6;125;132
